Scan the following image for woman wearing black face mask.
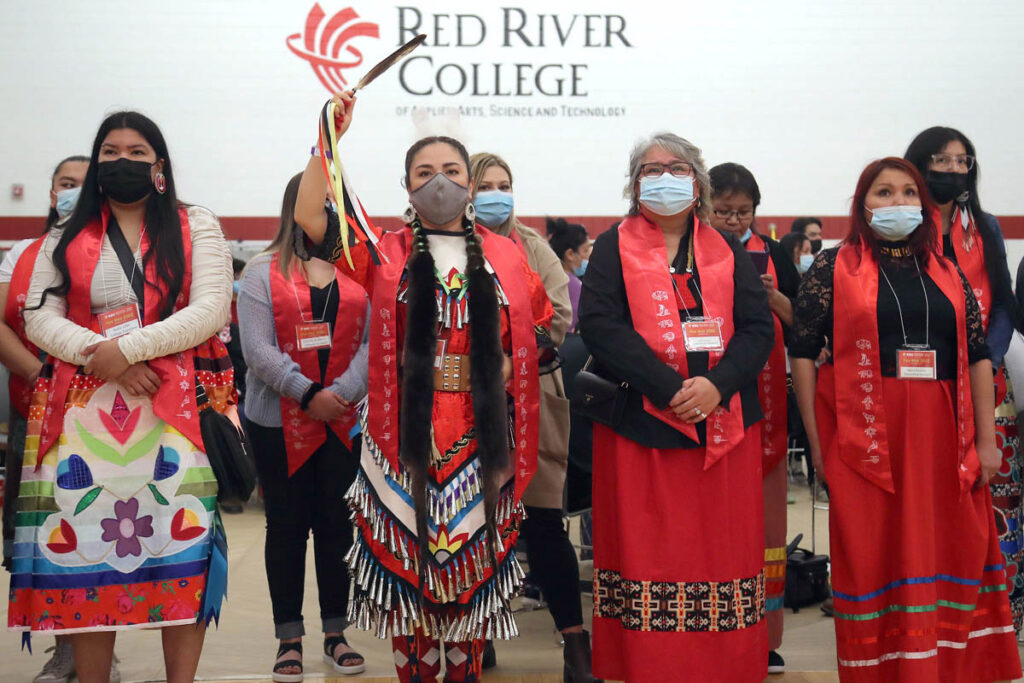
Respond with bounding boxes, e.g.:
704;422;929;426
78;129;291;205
906;126;1024;635
293;92;555;683
10;111;234;683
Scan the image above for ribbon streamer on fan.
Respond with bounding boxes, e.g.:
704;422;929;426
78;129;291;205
316;99;386;268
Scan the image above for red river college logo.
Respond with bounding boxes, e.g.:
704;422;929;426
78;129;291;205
287;4;380;94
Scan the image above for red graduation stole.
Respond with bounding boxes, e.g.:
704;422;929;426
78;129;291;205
832;243;976;494
4;237;45;418
269;253;365;475
37;204;204;459
618;214;745;470
747;232;788;474
362;225;540;503
941;205;992;332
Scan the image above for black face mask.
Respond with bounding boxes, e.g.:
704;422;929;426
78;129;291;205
925;171;970;205
98;158;154;204
809;238;823;254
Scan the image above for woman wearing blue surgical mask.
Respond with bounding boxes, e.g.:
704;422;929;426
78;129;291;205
1;154;95;683
578;132;774;682
790;158;1019;682
46;155;90;229
547;218;592;330
467;154;597;681
780;232;813;276
708;162;801;676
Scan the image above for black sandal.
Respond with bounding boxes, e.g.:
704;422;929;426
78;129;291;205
273;641;303;683
323;635;366;675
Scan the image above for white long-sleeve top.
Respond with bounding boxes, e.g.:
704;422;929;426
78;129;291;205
24;205;233;366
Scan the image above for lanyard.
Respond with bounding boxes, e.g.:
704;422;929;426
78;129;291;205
878;254;929;348
100;226;143;312
670;229;713;322
290;265;335;323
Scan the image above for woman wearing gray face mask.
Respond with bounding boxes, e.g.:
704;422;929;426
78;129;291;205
292;91;556;683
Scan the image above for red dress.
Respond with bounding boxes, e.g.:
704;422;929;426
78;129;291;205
308;209;552;647
589;217;769;682
796;244;1021;682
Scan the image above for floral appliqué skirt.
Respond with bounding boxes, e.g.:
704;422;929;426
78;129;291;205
8;373;219;634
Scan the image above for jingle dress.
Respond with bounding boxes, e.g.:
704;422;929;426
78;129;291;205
790;242;1022;682
8;205;234;635
299;197;552;681
579;215;774;682
938;206;1024;633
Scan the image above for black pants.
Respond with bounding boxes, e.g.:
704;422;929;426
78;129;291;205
2;409;26;570
520;506;584;631
247;420;359;639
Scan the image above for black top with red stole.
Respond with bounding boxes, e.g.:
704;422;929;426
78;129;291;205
579;220;775;450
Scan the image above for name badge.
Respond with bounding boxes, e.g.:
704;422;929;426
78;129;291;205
897;347;936;380
682;318;724;352
296;322;332;350
98;304;142;339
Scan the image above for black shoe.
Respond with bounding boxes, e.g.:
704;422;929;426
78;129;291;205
520;581;547;611
563;630;601;683
220;500;244;514
481;639;496;669
767;650;785;675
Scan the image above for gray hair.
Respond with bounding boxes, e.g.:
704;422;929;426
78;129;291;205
624;132;711;218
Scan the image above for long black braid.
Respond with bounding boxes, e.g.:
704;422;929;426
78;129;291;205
400;217;438;605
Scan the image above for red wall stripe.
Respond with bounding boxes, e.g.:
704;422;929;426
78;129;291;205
5;215;1024;241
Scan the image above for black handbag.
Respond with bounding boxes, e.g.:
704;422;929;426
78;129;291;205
783;533;831;611
569;357;629;428
196;383;256;503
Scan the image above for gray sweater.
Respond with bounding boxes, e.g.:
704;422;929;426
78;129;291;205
237;253;369;429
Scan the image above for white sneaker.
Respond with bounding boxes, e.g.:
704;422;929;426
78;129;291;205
33;640;75;683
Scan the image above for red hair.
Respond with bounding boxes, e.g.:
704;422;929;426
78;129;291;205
845;157;940;262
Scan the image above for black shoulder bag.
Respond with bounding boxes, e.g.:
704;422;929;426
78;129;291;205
569;357;629;428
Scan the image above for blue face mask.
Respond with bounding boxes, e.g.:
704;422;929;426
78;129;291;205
473;190;514;228
868;205;923;240
232;280;241;296
638;174;694;216
573;259;588;277
798;253;814;274
55;186;81;219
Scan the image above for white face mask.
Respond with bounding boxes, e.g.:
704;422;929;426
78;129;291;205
797;252;814;274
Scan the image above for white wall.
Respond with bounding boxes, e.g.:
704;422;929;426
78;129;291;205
1;0;1022;221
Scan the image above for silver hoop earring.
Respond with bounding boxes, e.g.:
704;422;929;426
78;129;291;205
402;204;417;225
464;202;476;222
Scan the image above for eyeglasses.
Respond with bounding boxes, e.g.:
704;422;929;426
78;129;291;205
712;208;754;221
640;162;693;178
930;153;975;171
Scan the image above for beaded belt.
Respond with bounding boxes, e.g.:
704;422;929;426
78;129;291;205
435;353;471;392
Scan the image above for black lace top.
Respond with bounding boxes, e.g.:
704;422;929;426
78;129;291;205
789;245;989;379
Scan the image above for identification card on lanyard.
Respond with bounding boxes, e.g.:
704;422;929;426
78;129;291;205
296;322;332;350
98;303;142;339
682;318;725;352
897;345;937;380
